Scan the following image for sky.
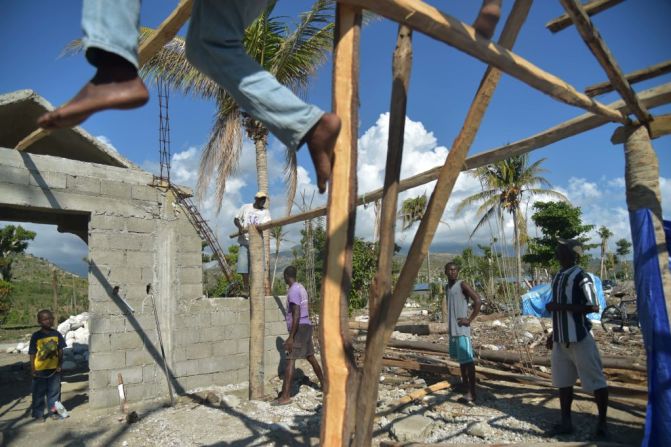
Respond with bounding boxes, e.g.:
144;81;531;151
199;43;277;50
1;0;670;277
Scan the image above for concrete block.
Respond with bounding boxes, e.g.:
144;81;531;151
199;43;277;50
107;265;142;284
221;354;247;372
264;321;288;337
199;326;225;343
211;310;240;327
91;250;125;266
140;267;154;283
89;333;111;353
225;324;250;340
175;314;201;330
212;342;237;357
90;215;126;232
101;181;132;199
180;284;204;300
179;267;202;285
110;331;143;351
89;370;109;390
186;343;212;360
236;368;249;384
178;252;201;267
126;217;155;234
142;364;159;383
237;338;249;354
67;174;101;194
391;415;435;442
89;351;125;371
89;388;121;409
265;335;284;353
109;233;154;251
172;346;187;362
0;165;30;185
125;349;154;367
172;329;199;347
111;366;144;385
124;251;153;267
197;357;227;374
125;382;159;402
174;360;200;377
28;170;67;189
88;314;111;334
211;370;238;387
184;373;214;391
131;185;158;202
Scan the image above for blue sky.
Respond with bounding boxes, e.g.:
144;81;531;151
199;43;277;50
1;1;670;276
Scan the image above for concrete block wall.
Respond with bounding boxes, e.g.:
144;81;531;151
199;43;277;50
0;148;291;408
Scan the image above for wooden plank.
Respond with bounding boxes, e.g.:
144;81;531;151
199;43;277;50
586;60;671;97
248;226;265;399
138;0;193;66
337;0;627;123
381;441;633;447
546;0;624;33
320;5;361;446
352;2;533;447
559;0;650;123
15;0;193;152
378;381;451;415
611;113;671;144
227;82;671;238
369;23;413;334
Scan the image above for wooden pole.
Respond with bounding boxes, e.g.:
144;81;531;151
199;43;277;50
353;2;533;446
559;0;650;123
546;0;624;33
248;226;265;400
586;60;671;97
51;268;58;323
337;0;626;123
378;381;451;415
16;0;193;152
230;82;671;238
320;5;361;446
611;113;671;144
370;24;413;318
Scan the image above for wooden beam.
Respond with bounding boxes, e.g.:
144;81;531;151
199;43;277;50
227;81;671;237
15;0;193;152
320;5;361;447
337;0;627;123
369;22;412;342
586;60;671;97
352;2;533;447
546;0;624;33
381;441;633;447
138;0;193;66
559;0;650;123
378;381;451;416
611;113;671;144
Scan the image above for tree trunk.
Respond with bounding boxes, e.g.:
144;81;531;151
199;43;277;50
253;130;272;295
513;208;522;294
623;125;671;338
248;226;265;400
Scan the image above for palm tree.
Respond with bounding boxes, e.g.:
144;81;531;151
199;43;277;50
398;194;431;282
455;155;566;291
270;225;289;291
597;225;613;279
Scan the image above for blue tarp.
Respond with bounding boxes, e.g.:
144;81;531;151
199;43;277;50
521;274;607;321
631;212;671;447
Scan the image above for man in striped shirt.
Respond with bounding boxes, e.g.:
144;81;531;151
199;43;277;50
545;238;609;439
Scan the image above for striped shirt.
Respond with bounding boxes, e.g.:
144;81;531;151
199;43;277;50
551;265;598;343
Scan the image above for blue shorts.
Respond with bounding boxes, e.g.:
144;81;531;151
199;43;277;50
449;336;474;364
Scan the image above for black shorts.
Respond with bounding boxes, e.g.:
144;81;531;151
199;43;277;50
287;324;315;359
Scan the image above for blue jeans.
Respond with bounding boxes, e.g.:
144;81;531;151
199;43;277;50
31;371;61;418
81;0;324;151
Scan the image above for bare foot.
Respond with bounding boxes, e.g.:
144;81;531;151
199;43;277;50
472;0;502;40
37;64;149;129
305;113;341;194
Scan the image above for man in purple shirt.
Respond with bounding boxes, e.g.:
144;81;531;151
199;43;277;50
273;266;324;406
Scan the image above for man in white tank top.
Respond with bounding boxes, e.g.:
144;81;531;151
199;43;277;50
445;262;481;404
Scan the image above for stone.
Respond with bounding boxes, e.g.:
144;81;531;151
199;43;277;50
467;421;490;438
490;320;506;328
391;415;434;442
481;344;499;351
206;391;221;406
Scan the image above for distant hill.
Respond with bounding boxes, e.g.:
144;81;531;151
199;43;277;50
2;254;88;326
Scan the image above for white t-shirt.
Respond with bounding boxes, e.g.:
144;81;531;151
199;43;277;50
236;203;271;244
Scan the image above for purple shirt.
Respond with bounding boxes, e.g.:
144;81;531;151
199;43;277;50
285;282;311;330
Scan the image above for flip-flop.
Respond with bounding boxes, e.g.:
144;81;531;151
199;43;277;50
271;399;292;407
457;396;476;406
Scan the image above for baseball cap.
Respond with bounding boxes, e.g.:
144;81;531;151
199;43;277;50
557;238;583;255
254;191;268;199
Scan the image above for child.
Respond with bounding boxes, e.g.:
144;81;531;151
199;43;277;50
28;309;66;421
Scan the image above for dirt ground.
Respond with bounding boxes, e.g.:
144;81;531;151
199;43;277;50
0;315;647;446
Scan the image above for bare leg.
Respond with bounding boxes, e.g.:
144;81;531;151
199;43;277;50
593;387;609;437
472;0;502;40
37;50;149;129
465;362;476;402
306;354;324;389
548;386;574;435
277;359;295;404
241;273;249;293
304;113;341;194
459;363;469;390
